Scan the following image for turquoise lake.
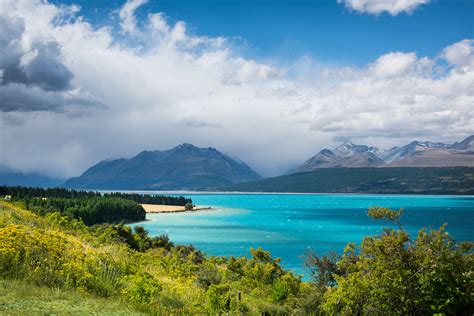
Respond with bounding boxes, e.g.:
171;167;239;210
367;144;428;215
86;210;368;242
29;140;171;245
132;194;474;277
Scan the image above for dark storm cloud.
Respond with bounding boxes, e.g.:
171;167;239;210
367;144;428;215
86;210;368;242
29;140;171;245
21;41;73;91
0;14;88;113
0;15;24;84
0;83;106;113
0;15;72;91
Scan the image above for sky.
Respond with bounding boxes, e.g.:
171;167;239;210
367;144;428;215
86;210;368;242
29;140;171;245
51;0;473;64
0;0;473;178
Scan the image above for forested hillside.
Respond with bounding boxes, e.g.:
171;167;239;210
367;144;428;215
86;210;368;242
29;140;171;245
229;167;474;194
0;186;192;225
0;186;191;205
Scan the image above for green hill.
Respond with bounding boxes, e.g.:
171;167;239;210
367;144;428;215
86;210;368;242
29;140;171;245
228;167;474;194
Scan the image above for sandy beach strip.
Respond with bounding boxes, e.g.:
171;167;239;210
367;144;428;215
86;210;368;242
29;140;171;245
140;204;212;213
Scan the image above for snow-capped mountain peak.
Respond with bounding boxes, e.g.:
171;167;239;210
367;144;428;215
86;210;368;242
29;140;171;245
294;135;474;172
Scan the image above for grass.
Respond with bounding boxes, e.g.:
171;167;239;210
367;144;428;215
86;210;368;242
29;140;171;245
0;279;144;315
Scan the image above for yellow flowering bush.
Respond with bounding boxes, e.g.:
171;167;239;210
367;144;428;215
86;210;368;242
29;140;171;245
0;224;125;295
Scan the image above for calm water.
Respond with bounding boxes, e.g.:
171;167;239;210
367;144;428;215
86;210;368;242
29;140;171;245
131;194;474;277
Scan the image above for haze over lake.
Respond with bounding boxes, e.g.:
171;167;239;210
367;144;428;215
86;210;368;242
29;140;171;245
132;193;474;276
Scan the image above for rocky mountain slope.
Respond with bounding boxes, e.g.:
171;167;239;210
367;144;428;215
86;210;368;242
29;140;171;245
64;144;261;190
294;135;474;172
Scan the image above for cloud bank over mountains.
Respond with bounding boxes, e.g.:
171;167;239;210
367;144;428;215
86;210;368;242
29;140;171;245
0;0;472;178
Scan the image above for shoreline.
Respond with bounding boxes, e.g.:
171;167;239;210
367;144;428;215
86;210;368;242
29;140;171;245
140;203;212;214
96;189;474;197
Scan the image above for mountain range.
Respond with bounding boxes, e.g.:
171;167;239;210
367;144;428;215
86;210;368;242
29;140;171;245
4;135;473;192
64;143;261;190
294;135;474;172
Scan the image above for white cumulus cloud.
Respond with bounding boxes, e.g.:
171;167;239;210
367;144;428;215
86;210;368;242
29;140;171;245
119;0;148;34
443;39;474;68
338;0;431;15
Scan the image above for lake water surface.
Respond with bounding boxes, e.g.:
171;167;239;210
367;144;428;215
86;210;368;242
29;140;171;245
131;194;474;277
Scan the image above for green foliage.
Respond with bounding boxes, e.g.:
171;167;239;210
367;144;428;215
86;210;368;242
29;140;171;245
133;226;152;252
368;205;403;220
175;244;205;264
321;207;474;314
305;251;341;287
150;234;174;250
27;196;145;225
292;283;325;314
106;191;192;206
271;277;292;302
0;185;192;206
368;206;404;228
45;211;89;232
245;247;284;284
93;223;175;253
205;284;231;311
195;263;221;289
121;273;162;305
184;202;194;211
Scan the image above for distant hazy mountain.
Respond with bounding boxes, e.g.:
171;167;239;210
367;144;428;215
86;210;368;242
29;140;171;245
0;165;64;188
294;135;474;172
449;135;474;151
64;143;261;190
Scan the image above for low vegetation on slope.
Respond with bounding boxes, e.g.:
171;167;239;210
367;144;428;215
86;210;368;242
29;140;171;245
229;167;474;194
0;198;472;314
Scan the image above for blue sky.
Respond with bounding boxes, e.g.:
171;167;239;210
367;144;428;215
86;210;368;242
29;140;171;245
53;0;473;65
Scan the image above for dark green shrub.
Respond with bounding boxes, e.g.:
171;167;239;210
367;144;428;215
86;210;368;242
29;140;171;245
151;234;174;250
196;264;221;289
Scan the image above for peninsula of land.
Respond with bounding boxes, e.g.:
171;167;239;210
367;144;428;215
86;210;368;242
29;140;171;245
140;203;212;213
